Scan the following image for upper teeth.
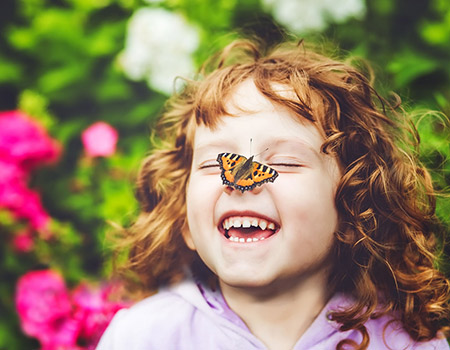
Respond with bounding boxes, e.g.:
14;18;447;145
223;216;276;231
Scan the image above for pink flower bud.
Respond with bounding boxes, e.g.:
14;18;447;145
12;229;34;252
81;122;119;157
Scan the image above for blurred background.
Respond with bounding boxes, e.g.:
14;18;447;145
0;0;449;348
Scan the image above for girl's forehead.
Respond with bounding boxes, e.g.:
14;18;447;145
224;79;298;114
190;78;328;152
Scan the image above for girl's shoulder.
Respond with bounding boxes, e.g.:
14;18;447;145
115;287;191;322
96;281;204;349
311;294;450;350
364;314;449;350
96;279;244;350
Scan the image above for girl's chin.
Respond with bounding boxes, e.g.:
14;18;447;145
218;276;280;293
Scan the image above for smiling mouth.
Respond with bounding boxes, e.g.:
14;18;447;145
219;216;279;243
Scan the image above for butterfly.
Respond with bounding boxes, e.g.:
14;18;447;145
217;152;279;193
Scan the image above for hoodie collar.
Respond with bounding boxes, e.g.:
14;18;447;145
170;278;354;348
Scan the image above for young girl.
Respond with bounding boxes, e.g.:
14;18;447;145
97;40;450;350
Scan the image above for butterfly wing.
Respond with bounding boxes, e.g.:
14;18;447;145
249;161;279;187
217;153;248;187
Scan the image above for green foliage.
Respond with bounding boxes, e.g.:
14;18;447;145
0;0;449;347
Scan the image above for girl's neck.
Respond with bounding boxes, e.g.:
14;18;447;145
220;274;330;350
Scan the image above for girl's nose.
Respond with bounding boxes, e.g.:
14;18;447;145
249;184;264;194
223;186;234;195
223;184;264;195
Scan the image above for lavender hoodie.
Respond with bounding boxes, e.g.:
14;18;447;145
96;279;449;349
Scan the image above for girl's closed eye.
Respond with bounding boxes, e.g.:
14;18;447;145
269;162;303;167
268;158;305;171
198;160;220;172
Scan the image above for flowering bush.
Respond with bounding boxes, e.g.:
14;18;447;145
16;270;128;349
1;109;130;349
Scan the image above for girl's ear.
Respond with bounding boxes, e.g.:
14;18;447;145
181;221;196;251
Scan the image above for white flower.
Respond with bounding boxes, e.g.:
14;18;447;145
261;0;366;33
120;8;200;94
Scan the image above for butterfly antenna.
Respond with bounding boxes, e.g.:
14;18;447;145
249;139;268;158
254;147;269;158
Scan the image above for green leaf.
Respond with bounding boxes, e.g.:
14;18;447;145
387;50;438;88
37;61;90;94
0;58;23;83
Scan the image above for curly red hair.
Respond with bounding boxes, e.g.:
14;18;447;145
115;39;450;349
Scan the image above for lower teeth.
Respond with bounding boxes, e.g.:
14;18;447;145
224;228;274;243
227;236;265;243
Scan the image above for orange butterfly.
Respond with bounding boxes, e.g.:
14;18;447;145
217;152;279;193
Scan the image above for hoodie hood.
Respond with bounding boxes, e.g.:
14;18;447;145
169;278;344;348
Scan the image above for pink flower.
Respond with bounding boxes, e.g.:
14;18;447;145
0;111;60;237
72;283;129;348
15;189;51;232
15;270;79;348
0;111;60;172
0;160;27;211
38;317;80;350
12;229;34;252
0;159;50;232
81;122;118;157
0;158;26;182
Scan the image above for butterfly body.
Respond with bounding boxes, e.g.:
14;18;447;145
217;152;278;193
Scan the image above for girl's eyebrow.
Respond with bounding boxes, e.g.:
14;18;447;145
194;135;241;151
268;139;321;160
193;139;234;158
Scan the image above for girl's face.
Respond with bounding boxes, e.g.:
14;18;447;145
184;80;341;294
